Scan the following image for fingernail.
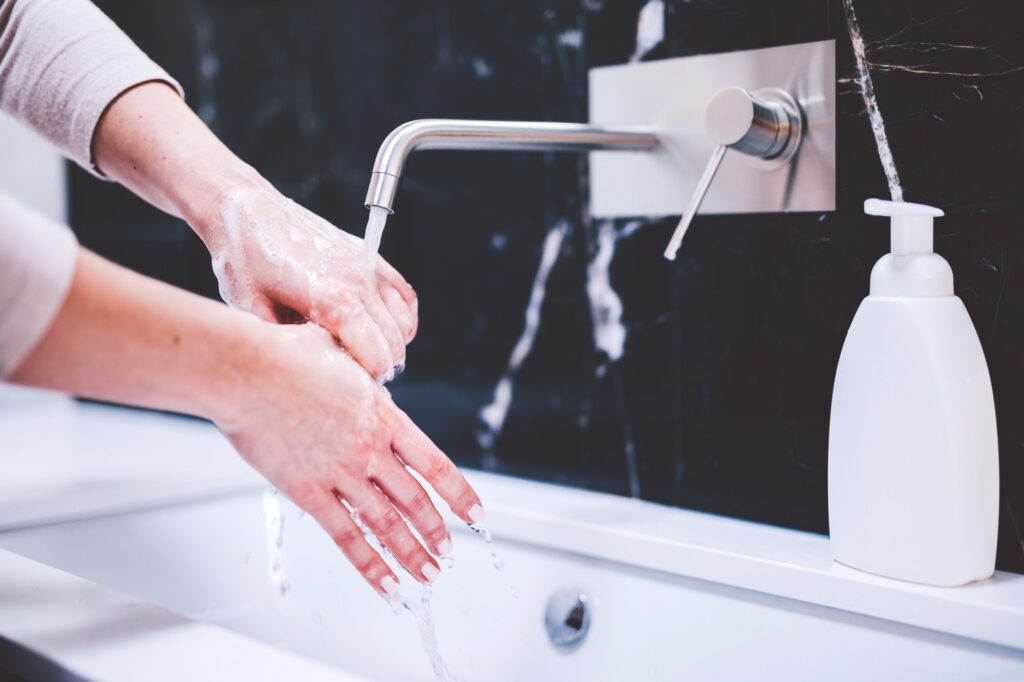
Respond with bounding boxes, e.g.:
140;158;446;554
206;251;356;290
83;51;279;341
467;503;486;524
422;563;441;583
436;538;453;558
380;575;400;596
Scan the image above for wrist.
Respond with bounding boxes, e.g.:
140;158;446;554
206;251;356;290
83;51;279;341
179;160;267;245
92;81;269;241
203;311;275;432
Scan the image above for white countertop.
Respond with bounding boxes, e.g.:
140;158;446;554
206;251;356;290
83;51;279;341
1;384;1022;680
0;386;265;530
0;548;360;682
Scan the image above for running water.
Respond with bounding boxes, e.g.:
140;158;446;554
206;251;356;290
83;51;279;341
360;209;459;680
363;205;407;383
349;507;459;681
363;205;389;260
842;0;903;201
386;585;459;682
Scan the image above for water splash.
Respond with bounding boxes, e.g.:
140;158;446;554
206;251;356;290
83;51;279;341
386;585;460;682
842;0;903;201
348;504;460;682
478;221;569;449
468;522;505;571
261;489;289;596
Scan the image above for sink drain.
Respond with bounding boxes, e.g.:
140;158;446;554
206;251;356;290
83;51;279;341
544;589;591;650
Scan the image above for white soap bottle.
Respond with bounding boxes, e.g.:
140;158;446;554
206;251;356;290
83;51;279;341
828;198;999;586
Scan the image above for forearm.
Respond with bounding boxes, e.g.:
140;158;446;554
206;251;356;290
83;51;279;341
92;81;263;234
9;247;263;424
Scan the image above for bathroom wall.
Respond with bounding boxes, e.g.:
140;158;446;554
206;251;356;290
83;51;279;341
70;0;1024;573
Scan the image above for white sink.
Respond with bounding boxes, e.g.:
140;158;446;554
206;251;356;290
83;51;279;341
1;396;1022;680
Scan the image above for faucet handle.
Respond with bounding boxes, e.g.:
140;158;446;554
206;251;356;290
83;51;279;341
663;87;803;260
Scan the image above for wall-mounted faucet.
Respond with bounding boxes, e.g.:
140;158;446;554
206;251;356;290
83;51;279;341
364;40;835;258
364;120;660;213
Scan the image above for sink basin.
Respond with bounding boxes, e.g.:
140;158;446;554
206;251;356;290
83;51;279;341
1;486;1021;681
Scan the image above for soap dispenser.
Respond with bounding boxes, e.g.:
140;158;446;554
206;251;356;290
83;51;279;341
828;199;999;586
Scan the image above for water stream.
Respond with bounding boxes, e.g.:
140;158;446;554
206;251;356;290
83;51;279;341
345;506;459;681
364;205;389;260
355;207;462;679
842;0;904;201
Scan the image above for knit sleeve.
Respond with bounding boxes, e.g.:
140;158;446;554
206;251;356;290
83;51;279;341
0;0;184;176
0;191;77;377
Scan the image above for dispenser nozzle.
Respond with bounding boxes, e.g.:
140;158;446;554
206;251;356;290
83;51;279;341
864;198;944;256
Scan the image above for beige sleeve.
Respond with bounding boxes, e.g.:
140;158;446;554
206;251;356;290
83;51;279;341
0;0;184;175
0;191;77;378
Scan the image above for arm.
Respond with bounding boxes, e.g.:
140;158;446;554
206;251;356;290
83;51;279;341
10;248;483;595
0;0;414;379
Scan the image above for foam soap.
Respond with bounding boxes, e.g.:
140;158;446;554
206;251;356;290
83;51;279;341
828;199;999;586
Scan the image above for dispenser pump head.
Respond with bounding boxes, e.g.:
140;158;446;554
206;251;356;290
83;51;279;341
864;199;953;297
865;198;944;256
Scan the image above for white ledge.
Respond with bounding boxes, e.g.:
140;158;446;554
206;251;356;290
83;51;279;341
469;470;1024;651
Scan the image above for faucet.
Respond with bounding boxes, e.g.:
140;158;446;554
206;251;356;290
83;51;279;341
364;119;661;213
364;89;805;258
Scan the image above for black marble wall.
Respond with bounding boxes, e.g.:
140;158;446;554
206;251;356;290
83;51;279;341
71;0;1024;573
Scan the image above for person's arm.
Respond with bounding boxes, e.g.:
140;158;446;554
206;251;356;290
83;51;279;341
0;0;415;380
10;248;483;595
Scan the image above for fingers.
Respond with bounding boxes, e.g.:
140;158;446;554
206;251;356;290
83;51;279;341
328;306;394;379
390;405;484;524
360;289;407;373
374;255;417;306
295;487;400;597
380;283;418;345
344;479;441;584
373;459;452;558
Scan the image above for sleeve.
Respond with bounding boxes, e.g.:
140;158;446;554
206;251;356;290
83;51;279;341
0;191;77;378
0;0;184;176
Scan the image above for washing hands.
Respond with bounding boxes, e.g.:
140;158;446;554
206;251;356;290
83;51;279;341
196;181;416;382
221;323;484;595
35;80;487;595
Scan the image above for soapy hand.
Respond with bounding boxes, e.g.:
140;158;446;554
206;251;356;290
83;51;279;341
196;182;417;380
220;322;483;595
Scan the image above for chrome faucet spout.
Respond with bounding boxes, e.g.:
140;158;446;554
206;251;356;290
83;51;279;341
364;119;660;213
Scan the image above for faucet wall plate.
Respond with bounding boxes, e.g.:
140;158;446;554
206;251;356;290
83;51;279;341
588;40;835;218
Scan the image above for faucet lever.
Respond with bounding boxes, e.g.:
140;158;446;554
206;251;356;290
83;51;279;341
663;87;803;261
663;144;727;260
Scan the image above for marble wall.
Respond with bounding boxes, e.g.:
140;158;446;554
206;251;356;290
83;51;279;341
72;0;1024;573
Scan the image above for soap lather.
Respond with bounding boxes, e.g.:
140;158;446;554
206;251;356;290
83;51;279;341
828;199;999;587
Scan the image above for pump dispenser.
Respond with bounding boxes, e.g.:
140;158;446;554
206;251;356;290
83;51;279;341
828;199;999;586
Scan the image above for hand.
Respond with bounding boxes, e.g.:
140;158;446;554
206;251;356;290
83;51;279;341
92;83;416;380
218;322;483;595
194;182;417;381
